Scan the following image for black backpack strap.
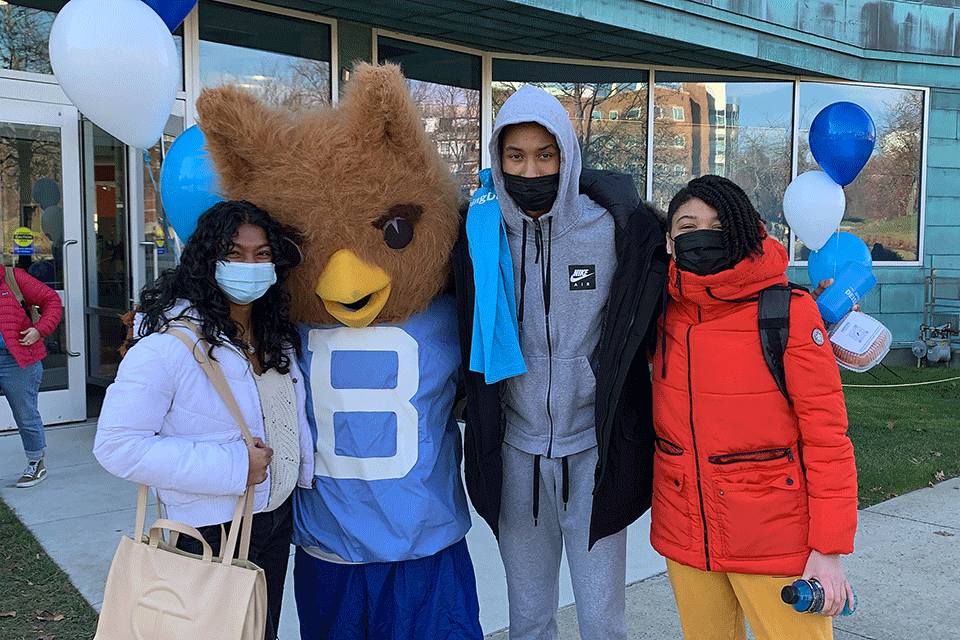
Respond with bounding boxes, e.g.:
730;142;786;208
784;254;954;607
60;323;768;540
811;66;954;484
757;284;794;405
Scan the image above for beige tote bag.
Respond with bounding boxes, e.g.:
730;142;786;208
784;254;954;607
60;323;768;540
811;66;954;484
95;322;267;640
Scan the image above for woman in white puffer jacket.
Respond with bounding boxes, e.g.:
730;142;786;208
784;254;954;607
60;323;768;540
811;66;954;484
94;200;313;640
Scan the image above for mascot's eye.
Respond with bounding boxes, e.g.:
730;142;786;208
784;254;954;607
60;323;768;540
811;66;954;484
382;217;414;250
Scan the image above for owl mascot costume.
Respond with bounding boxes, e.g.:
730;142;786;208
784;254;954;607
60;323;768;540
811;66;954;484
197;63;481;640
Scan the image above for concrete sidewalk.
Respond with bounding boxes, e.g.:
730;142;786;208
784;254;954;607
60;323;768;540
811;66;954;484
2;421;959;639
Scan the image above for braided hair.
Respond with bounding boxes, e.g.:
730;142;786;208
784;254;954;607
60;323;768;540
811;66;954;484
136;200;302;373
667;174;766;265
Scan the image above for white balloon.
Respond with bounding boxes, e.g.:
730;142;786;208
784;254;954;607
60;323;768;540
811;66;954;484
49;0;180;149
782;170;845;252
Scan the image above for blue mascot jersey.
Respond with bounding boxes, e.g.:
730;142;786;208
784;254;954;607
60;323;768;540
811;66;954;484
292;295;471;563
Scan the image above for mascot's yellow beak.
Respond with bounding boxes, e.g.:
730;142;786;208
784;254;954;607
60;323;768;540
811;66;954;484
315;249;392;328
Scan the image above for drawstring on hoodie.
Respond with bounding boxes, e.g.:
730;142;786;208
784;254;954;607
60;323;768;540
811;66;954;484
518;220;528;339
532;454;541;526
561;455;569;511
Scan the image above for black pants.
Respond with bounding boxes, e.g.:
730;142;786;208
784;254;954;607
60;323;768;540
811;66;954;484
176;495;293;640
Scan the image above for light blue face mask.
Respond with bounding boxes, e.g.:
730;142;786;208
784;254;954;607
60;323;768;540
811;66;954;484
215;261;277;305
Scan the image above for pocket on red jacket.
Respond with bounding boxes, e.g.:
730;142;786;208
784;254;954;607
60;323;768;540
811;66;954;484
651;449;692;550
711;451;808;560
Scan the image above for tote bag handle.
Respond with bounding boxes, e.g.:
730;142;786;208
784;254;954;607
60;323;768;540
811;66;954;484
135;320;261;562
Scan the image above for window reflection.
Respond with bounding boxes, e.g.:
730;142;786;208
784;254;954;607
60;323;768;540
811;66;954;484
199;1;331;108
379;37;481;197
0;2;55;75
493;61;649;195
798;82;923;262
653;76;793;247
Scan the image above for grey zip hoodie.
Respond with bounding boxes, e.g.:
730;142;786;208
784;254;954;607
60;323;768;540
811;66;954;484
491;85;616;458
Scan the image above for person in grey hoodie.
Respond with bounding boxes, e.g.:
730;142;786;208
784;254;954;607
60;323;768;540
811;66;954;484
453;85;667;640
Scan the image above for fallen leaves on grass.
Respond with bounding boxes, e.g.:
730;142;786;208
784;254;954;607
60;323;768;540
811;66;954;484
935;470;947;481
885;421;895;430
869;486;883;492
0;611;15;618
35;611;64;622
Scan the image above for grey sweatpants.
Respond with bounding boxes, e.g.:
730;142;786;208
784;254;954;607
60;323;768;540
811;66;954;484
498;443;628;640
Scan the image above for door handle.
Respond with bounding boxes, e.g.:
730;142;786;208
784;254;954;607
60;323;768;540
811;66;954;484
62;238;80;357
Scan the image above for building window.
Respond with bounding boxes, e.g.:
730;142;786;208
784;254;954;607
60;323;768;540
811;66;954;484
674;164;685;176
797;82;923;262
673;106;685;121
493;60;649;190
673;135;685;148
653;74;793;246
199;1;331;107
382;37;481;197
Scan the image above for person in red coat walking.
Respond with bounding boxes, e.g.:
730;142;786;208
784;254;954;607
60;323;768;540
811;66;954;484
1;265;63;487
651;175;857;640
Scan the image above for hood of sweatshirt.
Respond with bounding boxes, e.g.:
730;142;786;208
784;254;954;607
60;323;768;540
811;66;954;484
490;85;583;237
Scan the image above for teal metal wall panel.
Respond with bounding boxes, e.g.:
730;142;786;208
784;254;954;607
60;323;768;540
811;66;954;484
857;289;882;315
925;168;960;198
925;226;960;256
875;312;924;343
872;267;926;286
928;110;960;141
924;198;960;227
684;0;960;58
927;139;960;169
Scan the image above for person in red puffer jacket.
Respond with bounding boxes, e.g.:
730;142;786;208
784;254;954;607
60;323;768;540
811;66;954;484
1;264;63;487
651;175;858;640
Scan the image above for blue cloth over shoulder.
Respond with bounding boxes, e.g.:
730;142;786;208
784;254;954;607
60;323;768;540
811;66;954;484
466;168;526;384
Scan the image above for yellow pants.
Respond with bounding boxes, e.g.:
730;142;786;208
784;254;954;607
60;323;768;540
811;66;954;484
665;558;833;640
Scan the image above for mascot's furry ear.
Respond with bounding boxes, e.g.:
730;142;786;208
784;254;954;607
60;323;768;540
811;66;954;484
342;64;432;165
195;84;295;196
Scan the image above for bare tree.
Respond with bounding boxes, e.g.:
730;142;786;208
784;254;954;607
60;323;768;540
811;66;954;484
0;4;53;74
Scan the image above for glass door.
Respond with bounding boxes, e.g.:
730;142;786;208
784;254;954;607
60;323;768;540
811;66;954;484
0;97;85;426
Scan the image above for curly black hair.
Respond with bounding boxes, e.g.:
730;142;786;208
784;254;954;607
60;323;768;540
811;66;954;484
135;200;302;373
667;174;766;265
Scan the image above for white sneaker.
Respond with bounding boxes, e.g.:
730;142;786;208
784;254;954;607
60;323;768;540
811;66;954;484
16;459;46;487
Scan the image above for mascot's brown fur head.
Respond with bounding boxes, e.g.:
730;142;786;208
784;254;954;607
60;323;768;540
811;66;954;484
195;63;460;328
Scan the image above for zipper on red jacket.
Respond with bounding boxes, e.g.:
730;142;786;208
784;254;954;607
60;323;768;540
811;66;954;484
686;312;711;571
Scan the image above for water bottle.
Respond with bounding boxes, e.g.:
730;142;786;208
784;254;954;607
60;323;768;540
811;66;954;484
815;261;877;325
781;578;857;616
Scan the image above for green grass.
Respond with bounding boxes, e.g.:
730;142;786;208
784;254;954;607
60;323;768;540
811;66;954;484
842;365;960;508
0;498;98;640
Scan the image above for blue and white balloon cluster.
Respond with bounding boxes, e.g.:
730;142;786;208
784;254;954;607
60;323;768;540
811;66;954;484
781;102;877;284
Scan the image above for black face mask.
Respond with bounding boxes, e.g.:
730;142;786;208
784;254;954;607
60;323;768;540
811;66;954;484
672;229;735;276
502;172;560;213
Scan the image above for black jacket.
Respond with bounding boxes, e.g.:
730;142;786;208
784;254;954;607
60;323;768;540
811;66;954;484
452;169;668;547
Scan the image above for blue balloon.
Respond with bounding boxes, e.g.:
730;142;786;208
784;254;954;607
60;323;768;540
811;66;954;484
159;125;223;241
140;0;197;31
809;102;876;186
807;232;872;287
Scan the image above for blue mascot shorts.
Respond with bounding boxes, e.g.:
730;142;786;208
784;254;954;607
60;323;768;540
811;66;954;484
294;537;482;640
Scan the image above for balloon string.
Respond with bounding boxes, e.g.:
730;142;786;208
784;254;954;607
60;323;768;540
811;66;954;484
143;149;179;262
830;231;840;279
